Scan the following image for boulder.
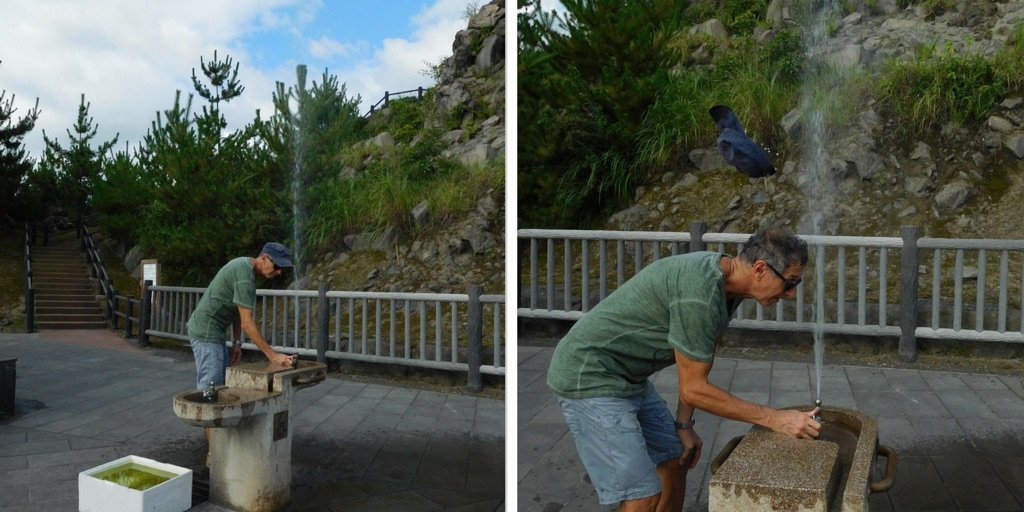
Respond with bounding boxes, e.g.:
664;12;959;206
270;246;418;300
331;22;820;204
904;176;934;198
475;33;504;71
690;19;729;41
987;116;1014;133
1005;133;1024;159
781;109;802;140
368;132;395;149
412;201;429;227
124;246;144;273
934;181;977;215
688;147;727;172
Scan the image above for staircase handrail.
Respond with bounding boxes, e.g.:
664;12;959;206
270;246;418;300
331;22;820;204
23;222;34;333
77;223;118;323
363;86;429;118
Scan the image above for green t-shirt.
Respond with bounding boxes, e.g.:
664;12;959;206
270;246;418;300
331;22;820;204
547;251;734;399
186;257;257;343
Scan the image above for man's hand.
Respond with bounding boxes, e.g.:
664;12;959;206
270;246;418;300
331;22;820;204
269;352;296;367
677;428;703;469
230;344;242;366
770;407;821;439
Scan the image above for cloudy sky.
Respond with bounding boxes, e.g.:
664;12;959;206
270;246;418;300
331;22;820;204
0;0;471;160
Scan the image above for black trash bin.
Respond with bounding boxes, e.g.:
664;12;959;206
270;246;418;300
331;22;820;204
0;358;15;417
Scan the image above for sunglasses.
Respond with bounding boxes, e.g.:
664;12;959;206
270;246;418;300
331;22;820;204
764;261;801;292
265;255;286;272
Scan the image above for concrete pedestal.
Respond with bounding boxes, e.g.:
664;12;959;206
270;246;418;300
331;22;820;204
172;361;326;512
210;410;291;512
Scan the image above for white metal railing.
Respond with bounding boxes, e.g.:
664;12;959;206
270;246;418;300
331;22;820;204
143;284;505;385
518;225;1024;360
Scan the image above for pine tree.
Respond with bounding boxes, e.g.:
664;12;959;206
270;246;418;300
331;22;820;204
40;93;118;221
0;60;41;221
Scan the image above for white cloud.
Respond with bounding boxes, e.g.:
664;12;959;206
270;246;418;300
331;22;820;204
308;37;363;60
331;1;465;109
0;0;468;160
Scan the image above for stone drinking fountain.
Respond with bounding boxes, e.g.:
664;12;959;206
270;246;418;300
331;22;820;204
709;405;896;512
172;360;326;512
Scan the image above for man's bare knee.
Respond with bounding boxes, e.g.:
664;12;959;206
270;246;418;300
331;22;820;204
619;493;659;512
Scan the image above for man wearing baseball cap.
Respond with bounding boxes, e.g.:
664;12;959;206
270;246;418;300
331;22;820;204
186;243;297;462
187;242;297;388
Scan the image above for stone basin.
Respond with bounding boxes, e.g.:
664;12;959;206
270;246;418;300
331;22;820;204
709;405;896;512
172;387;283;428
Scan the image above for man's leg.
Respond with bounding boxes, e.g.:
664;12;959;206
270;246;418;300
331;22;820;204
654;460;686;512
555;393;663;507
638;381;687;512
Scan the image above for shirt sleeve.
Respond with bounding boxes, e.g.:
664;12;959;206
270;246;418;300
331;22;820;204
233;278;256;310
667;298;718;363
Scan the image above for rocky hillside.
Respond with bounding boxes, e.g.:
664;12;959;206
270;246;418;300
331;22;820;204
608;0;1024;240
304;0;505;295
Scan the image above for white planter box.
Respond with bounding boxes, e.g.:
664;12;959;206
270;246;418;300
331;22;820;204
78;455;192;512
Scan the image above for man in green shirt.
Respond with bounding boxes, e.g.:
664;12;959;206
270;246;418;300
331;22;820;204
548;227;820;511
186;242;297;391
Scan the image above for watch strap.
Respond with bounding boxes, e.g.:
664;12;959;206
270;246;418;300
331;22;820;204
674;417;696;430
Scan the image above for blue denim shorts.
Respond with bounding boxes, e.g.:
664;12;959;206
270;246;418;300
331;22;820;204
555;380;682;505
190;339;229;389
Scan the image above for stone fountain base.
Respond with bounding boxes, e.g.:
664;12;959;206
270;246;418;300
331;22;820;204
709;406;895;512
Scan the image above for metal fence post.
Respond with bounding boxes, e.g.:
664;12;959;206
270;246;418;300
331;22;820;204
689;222;708;253
110;293;118;329
467;285;483;393
25;288;34;334
125;299;134;339
139;280;152;346
317;283;329;364
899;226;920;362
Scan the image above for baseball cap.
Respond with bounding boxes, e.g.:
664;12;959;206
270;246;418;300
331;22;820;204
261;242;294;268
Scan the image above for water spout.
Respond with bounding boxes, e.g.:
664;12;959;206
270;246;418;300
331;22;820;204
797;0;845;402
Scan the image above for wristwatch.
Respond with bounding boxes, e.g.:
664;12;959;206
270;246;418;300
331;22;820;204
674;417;696;430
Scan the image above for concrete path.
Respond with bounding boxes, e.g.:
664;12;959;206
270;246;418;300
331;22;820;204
0;331;504;511
519;345;1024;512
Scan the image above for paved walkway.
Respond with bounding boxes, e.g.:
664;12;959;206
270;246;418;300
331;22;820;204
519;345;1024;512
0;331;504;511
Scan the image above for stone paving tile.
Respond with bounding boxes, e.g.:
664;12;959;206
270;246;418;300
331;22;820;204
886;457;958;512
922;371;971;391
729;368;771;392
770;368;811;392
958;417;1024;457
882;368;931;390
933;454;1022;510
979;389;1024;419
845;366;890;391
937;388;997;418
988;457;1024;506
961;373;1010;391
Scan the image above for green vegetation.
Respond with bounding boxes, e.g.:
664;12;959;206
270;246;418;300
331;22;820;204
876;41;1005;137
10;46;497;288
519;0;806;227
519;1;1024;228
307;96;503;251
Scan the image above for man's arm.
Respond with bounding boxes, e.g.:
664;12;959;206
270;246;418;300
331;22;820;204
675;350;820;439
237;305;295;367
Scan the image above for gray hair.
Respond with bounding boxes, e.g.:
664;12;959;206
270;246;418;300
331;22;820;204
738;227;808;271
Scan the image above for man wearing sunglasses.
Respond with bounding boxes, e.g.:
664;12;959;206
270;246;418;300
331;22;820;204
186;242;298;463
548;227;819;512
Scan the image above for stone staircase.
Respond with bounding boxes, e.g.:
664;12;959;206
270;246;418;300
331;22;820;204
30;230;107;329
